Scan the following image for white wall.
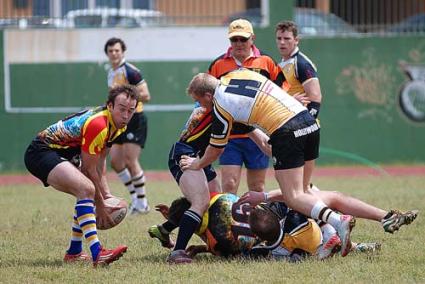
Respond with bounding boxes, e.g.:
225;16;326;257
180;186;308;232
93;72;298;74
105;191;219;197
6;27;229;63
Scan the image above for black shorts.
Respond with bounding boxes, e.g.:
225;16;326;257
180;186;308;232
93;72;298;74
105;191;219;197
269;111;320;170
113;111;148;147
168;142;217;185
24;138;80;187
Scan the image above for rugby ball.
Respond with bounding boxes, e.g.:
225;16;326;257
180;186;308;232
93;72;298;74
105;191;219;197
97;197;128;230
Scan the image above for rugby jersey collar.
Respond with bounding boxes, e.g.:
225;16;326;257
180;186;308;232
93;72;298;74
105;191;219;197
113;58;126;70
280;47;300;65
224;45;261;59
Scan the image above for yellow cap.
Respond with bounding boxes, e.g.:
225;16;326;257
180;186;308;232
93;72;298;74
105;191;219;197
228;18;254;39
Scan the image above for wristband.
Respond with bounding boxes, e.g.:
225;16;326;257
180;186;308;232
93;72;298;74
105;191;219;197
307;101;321;119
263;192;269;202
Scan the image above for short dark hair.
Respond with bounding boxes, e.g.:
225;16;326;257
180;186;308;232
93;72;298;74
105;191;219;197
104;37;127;54
249;206;281;243
275;20;298;38
107;84;139;106
168;197;191;226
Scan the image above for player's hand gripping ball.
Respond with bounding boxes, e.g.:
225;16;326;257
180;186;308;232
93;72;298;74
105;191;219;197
97;197;128;230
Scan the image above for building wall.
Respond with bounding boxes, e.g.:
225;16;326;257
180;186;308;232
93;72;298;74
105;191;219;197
0;0;33;18
156;0;246;25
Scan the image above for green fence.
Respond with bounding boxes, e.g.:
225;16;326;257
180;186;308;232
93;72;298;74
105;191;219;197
1;26;425;172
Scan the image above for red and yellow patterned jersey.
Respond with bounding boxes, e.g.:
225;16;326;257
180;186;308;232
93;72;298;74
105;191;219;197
195;194;321;257
196;193;257;256
210;68;306;148
278;47;318;96
179;103;213;156
37;106;125;155
108;59;145;112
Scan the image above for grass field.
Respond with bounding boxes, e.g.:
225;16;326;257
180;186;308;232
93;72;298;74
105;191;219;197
1;174;424;283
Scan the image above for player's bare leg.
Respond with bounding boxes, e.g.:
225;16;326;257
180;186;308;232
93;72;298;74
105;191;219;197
274;166;355;257
306;187;418;233
246;168;266;192
167;170;210;264
221;165;242;195
124;143;149;214
110;144;138;207
303;159;315;192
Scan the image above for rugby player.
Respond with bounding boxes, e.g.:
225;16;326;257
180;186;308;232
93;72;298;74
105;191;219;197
151;195;379;261
150;102;269;264
208;19;285;196
24;85;137;266
180;69;356;257
105;37;151;214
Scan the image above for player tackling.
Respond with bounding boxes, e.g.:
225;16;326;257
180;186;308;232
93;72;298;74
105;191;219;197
180;69;356;257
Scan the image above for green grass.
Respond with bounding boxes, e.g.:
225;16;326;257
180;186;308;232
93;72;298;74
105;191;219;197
1;175;425;283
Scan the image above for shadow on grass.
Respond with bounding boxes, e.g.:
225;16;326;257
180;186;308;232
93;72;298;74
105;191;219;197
131;252;237;264
0;258;64;268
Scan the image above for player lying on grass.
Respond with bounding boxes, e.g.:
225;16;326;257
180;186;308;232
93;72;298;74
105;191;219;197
150;193;380;262
239;186;418;235
23;85;137;266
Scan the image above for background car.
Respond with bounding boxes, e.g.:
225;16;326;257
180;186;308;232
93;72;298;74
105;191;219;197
386;13;425;33
224;7;359;36
63;8;165;28
0;17;63;29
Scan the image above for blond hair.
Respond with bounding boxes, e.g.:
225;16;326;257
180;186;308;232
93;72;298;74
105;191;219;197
187;73;219;97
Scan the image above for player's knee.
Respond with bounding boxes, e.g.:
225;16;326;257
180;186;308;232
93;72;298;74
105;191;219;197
110;158;122;172
78;183;95;200
222;178;239;194
333;191;345;200
192;196;209;215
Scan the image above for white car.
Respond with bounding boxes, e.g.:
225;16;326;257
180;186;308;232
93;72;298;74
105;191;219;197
63;8;165;28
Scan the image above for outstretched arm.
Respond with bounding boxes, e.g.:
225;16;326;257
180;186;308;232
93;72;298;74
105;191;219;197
180;145;224;171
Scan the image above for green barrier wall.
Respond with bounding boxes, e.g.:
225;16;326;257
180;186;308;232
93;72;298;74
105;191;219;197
1;30;425;172
0;59;210;171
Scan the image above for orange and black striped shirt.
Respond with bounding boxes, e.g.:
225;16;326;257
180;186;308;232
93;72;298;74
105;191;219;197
208;45;285;138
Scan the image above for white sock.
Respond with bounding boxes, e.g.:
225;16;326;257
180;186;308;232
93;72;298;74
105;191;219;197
117;168;137;204
133;171;147;208
311;201;343;230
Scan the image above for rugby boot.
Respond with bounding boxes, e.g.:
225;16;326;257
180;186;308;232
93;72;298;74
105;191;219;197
148;225;174;249
381;209;418;233
93;245;128;267
167;249;192;264
317;234;341;260
337;215;356;257
63;251;91;263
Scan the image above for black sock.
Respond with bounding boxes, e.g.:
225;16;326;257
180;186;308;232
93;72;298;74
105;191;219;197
161;221;177;234
173;210;201;251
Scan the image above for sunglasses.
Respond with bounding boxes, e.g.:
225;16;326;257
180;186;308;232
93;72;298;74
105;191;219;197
230;37;249;43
